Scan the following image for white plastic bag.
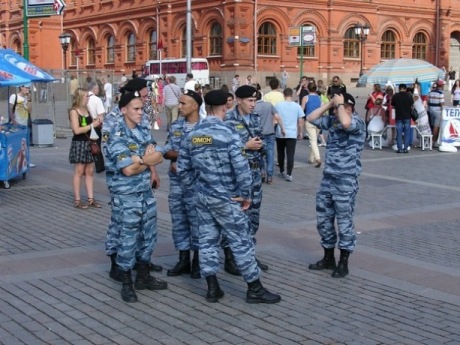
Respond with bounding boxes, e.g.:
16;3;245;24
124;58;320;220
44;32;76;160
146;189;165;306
89;124;99;140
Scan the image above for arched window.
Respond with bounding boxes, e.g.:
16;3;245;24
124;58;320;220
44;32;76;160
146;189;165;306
344;28;359;58
258;22;277;55
126;32;136;62
148;30;157;60
106;35;115;63
381;30;396;59
412;32;427;60
209;22;222;56
12;40;21;54
87;38;96;65
71;42;78;66
181;26;187;58
297;24;317;57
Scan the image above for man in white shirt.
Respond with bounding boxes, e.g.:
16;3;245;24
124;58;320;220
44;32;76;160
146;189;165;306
103;77;113;113
87;82;106;172
184;73;197;91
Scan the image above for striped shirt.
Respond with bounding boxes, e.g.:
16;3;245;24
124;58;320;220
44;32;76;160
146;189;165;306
428;90;444;109
163;83;182;107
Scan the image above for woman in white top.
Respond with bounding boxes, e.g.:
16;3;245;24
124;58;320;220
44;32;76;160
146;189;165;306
451;79;460;106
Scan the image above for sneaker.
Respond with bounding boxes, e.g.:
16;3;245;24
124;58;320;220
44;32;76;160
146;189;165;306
319;143;327;147
29;163;36;168
266;177;273;185
285;175;292;182
278;172;285;179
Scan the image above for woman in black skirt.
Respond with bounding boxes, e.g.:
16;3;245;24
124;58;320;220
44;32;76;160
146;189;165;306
69;88;102;209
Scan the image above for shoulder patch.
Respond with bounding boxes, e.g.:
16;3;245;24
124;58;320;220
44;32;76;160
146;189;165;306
128;144;138;151
236;124;245;129
192;136;213;145
102;132;110;142
173;130;182;137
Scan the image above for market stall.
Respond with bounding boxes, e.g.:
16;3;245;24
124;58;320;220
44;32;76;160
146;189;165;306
0;49;55;188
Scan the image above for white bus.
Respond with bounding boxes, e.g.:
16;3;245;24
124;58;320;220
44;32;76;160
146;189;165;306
143;58;210;88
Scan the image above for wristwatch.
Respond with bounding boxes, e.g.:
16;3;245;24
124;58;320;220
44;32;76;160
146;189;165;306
139;156;145;165
337;103;345;107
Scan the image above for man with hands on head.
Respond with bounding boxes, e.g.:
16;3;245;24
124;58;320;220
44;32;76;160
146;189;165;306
306;93;365;279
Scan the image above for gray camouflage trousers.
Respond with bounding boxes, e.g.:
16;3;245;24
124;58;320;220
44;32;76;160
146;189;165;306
114;190;158;271
168;174;198;251
221;167;262;248
196;192;260;282
316;177;358;252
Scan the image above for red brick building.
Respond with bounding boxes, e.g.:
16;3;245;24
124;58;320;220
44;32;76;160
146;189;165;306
1;0;460;87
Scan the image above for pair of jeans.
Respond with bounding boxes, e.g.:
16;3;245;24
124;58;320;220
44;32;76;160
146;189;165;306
396;119;411;151
262;134;275;178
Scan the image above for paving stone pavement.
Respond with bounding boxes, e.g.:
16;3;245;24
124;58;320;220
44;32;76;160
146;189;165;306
1;92;460;344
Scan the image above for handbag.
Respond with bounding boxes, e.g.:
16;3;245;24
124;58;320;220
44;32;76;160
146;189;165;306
411;107;419;121
89;140;101;155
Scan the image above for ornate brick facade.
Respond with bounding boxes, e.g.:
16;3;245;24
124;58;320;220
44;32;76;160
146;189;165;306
1;0;460;86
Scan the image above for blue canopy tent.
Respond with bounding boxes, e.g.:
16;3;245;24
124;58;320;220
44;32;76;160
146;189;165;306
0;68;32;87
0;49;55;83
0;49;56;142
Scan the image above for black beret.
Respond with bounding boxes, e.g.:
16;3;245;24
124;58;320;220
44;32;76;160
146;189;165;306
343;93;355;106
204;90;228;106
183;89;203;107
120;78;147;94
235;85;257;99
119;91;141;109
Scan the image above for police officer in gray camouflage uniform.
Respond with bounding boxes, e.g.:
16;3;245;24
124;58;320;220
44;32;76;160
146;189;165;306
306;92;365;278
177;89;280;304
163;89;202;278
104;92;167;302
224;85;268;274
102;78;162;282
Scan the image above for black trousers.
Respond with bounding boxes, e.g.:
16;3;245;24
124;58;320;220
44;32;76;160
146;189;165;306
276;138;297;176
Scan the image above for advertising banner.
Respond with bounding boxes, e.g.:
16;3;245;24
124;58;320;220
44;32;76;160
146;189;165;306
441;107;460;146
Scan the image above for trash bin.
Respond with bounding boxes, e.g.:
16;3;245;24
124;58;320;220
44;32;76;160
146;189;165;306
32;119;54;147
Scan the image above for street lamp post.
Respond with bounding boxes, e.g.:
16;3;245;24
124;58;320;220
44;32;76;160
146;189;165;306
59;33;72;70
354;23;370;87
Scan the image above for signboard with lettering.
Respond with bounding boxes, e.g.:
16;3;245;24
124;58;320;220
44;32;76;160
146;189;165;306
441;108;460;146
289;26;316;47
26;0;66;17
288;27;300;46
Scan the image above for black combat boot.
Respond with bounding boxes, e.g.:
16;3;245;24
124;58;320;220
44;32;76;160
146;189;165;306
224;247;241;276
205;275;225;303
256;258;269;271
134;263;168;290
308;247;337;270
134;262;163;272
332;249;350;278
191;250;201;279
121;270;137;303
246;279;281;304
167;250;191;276
109;253;122;282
